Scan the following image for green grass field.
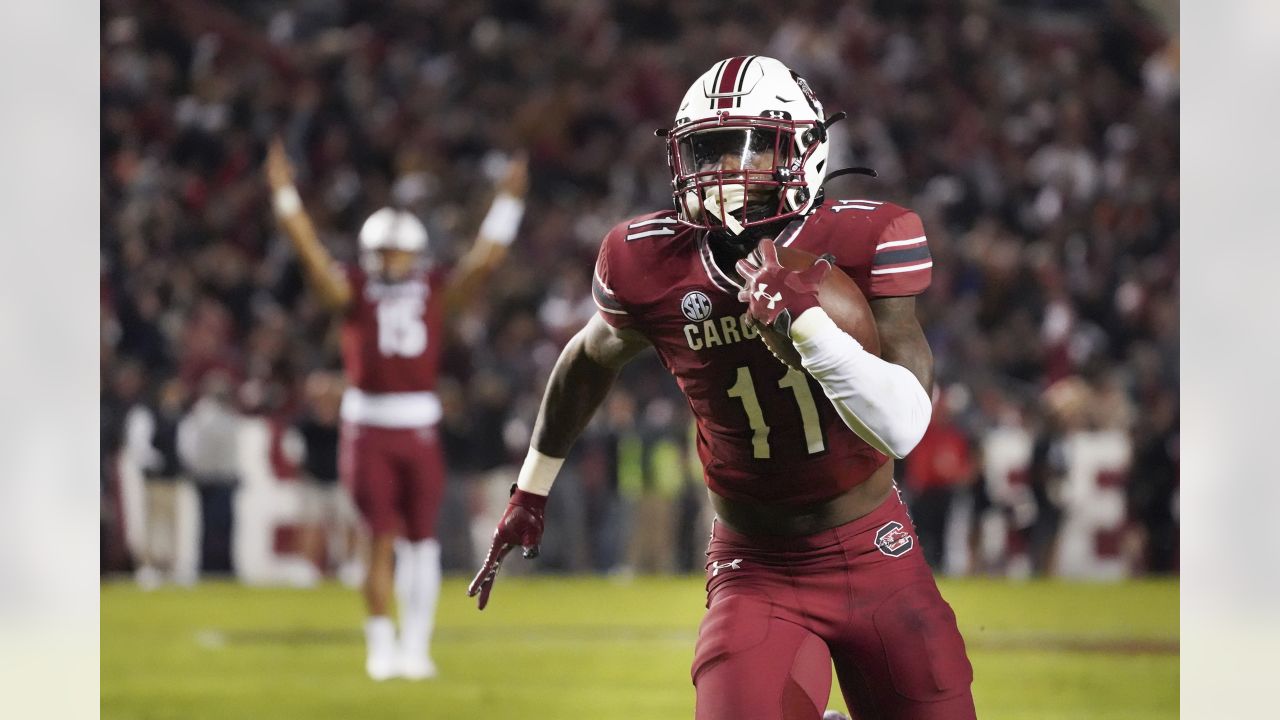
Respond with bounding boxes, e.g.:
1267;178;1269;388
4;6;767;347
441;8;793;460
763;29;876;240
102;576;1177;719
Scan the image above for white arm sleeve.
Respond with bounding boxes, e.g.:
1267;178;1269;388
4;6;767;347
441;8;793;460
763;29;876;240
790;308;933;459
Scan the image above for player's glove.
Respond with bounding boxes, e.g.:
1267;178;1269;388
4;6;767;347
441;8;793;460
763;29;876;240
735;239;832;338
466;487;547;610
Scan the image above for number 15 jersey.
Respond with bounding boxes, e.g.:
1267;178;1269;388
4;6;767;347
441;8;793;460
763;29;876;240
593;200;933;506
339;265;446;428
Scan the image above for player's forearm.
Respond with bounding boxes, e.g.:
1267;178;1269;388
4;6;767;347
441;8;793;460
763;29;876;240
518;316;646;495
273;194;350;310
791;308;932;459
512;336;619;496
443;242;507;314
530;331;620;459
443;191;525;313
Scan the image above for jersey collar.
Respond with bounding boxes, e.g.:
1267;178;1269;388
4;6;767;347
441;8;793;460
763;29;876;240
696;231;744;294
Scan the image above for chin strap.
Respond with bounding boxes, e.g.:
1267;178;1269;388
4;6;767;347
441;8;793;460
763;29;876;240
703;188;747;235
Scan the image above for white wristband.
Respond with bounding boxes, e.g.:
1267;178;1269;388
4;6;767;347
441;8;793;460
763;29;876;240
515;448;564;496
478;193;525;247
273;186;302;218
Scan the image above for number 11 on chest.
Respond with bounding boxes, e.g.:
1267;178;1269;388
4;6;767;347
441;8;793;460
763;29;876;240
726;365;825;459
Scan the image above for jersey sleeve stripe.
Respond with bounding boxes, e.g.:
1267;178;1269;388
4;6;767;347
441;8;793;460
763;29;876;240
870;260;934;276
626;227;676;241
628;217;677;228
594;302;629;316
592;275;626;312
875;235;927;251
872;245;932;266
593;268;617;296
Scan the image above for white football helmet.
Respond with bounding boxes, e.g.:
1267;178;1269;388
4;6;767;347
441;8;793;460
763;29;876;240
357;206;429;275
665;56;833;235
359;207;429;254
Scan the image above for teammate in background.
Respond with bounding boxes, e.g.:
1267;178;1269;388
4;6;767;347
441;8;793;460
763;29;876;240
470;57;973;719
267;137;528;680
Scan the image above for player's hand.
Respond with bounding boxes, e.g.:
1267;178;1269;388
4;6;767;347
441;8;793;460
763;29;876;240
265;136;296;191
467;488;547;610
735;239;831;338
496;152;530;198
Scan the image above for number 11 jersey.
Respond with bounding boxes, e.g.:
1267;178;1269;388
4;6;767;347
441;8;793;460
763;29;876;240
592;201;932;506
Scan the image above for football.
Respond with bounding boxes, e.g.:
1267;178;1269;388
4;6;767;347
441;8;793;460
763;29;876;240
754;245;880;370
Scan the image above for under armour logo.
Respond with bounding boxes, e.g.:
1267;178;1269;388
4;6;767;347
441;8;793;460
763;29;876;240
753;284;783;310
710;559;743;576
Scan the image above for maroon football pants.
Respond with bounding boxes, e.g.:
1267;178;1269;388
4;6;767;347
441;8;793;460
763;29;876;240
339;423;445;541
693;491;975;720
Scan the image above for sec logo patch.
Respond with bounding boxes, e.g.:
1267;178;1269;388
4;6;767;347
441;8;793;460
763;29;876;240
681;290;713;322
874;521;914;558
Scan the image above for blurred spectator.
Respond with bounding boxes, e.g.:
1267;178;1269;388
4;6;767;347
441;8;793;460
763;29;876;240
903;386;978;573
121;378;200;587
1049;376;1135;580
103;359;147;573
1127;389;1178;573
293;370;362;583
615;396;690;575
177;370;242;574
1022;378;1088;576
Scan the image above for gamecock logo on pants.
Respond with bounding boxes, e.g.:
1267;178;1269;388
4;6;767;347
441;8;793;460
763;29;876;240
874;521;914;558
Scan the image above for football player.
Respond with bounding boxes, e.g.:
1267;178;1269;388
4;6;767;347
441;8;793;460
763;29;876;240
267;138;528;680
470;57;974;719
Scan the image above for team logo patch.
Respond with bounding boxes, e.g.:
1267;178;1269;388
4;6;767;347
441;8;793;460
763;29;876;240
874;521;914;558
681;290;713;321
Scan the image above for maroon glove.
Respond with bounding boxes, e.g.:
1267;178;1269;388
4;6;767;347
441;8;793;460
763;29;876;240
467;488;547;610
735;239;832;337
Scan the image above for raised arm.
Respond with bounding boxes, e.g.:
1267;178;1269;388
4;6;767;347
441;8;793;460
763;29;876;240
442;154;530;314
265;137;352;312
467;314;649;609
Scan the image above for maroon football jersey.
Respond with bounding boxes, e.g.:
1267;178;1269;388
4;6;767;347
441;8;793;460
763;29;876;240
341;265;446;394
593;199;932;506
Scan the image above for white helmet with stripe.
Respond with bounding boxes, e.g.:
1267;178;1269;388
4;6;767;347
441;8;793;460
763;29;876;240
664;56;833;235
358;207;429;254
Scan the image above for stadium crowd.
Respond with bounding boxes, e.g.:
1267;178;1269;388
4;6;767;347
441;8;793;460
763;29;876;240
101;0;1178;581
